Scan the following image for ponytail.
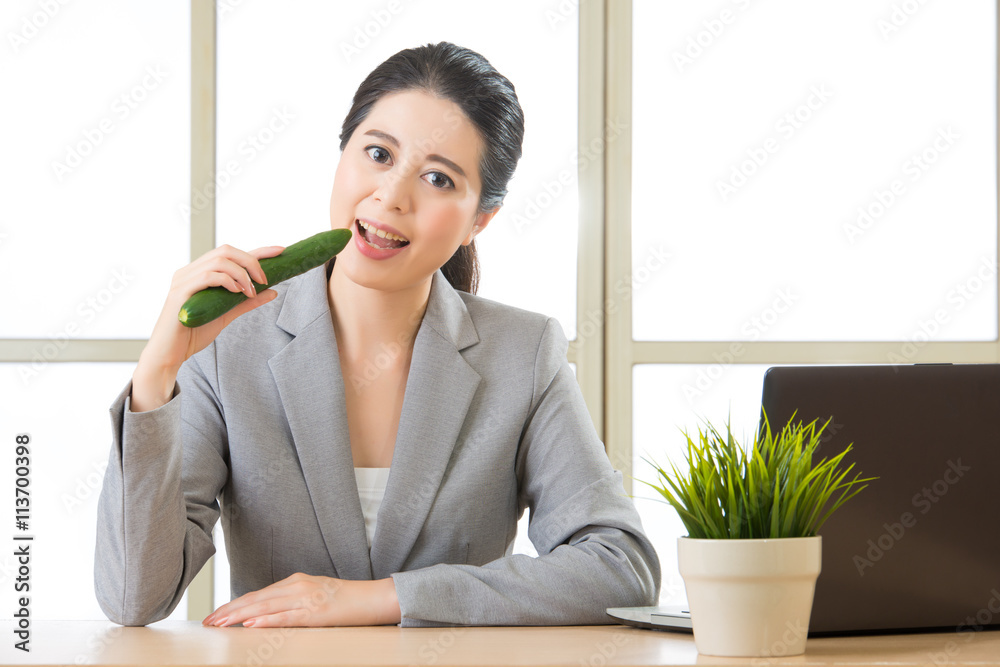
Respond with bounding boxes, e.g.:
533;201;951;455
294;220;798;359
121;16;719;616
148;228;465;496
440;241;479;294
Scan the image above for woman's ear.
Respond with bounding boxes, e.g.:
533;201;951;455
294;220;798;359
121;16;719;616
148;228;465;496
462;207;500;246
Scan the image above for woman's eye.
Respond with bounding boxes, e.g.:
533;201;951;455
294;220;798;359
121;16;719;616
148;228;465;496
365;146;391;164
424;171;454;189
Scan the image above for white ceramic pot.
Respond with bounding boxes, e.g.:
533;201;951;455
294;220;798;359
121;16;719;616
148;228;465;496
678;536;821;658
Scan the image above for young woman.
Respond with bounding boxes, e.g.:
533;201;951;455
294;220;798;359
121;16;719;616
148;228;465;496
96;41;660;628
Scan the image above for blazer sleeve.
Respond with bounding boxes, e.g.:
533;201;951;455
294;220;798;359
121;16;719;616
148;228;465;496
94;343;229;626
390;318;662;627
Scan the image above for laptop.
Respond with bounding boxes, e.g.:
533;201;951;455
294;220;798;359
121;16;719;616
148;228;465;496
609;364;1000;636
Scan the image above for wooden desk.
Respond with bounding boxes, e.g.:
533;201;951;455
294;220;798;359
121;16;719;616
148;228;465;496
2;621;999;666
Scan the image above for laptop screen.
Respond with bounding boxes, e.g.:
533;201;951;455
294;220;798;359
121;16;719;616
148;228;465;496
759;364;1000;635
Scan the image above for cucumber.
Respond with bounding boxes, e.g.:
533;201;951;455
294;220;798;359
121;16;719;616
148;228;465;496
178;228;352;327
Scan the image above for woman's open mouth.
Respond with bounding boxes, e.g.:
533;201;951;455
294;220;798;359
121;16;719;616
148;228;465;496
356;219;410;250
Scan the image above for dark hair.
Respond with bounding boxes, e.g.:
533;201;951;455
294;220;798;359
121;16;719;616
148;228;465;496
338;42;525;294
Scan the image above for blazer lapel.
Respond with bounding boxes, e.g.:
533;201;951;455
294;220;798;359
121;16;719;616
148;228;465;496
267;263;373;581
370;271;482;579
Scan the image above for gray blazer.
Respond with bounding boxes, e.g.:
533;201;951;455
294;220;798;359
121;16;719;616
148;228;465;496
95;264;661;627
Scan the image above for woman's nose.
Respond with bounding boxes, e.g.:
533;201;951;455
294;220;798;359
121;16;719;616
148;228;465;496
373;169;411;213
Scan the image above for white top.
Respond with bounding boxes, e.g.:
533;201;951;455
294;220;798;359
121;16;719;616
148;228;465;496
354;467;391;549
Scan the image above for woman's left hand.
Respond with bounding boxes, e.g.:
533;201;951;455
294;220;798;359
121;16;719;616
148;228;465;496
202;573;401;628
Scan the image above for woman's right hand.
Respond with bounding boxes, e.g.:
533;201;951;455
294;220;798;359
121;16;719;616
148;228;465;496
130;244;286;412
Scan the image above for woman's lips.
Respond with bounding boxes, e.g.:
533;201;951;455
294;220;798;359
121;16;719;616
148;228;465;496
353;219;409;260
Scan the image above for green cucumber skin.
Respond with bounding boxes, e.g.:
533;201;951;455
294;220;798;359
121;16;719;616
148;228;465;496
178;228;351;328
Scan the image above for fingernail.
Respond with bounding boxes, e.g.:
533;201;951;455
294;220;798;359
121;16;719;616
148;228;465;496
214;616;230;627
243;619;256;627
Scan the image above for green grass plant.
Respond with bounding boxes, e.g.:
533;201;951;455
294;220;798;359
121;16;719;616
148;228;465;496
642;413;876;539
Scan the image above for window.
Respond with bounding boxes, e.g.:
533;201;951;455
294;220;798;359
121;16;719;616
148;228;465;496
1;1;191;620
3;2;190;340
627;0;998;605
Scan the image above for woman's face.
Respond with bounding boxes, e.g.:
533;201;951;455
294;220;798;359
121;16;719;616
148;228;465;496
329;89;497;293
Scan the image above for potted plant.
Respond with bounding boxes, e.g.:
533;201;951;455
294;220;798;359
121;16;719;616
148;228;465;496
643;413;874;657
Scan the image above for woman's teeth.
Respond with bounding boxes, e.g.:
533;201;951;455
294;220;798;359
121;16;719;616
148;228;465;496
357;219;408;243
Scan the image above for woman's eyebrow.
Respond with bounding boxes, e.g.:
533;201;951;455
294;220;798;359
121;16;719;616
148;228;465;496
363;129;467;179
